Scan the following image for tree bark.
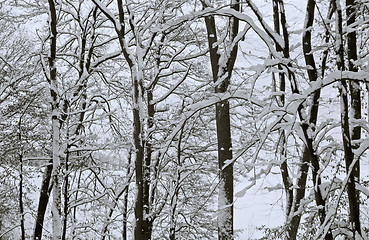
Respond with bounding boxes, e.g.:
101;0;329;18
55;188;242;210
270;1;333;238
272;0;293;226
142;89;154;240
203;0;239;238
302;2;332;239
122;149;132;240
92;1;145;239
334;1;362;238
346;0;362;237
47;0;62;239
62;142;69;240
34;163;53;240
132;72;145;240
17;113;26;240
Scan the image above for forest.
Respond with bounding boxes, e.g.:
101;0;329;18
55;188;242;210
1;0;369;239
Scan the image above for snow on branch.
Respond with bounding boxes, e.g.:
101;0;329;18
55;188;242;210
286;70;369;112
90;51;121;70
355;183;369;198
153;7;283;59
151;65;191;105
91;0;120;30
160;91;264;157
245;0;285;49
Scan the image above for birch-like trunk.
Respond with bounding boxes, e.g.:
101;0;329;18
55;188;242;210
47;0;62;239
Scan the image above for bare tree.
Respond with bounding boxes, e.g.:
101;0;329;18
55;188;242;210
201;0;241;238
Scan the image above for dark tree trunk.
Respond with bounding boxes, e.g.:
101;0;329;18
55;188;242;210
302;0;331;236
19;154;25;240
121;149;132;240
92;1;144;239
142;89;155;240
34;163;53;240
271;1;333;238
334;1;362;238
295;1;333;239
346;0;362;237
272;0;293;228
133;76;144;240
203;0;239;238
18;118;25;240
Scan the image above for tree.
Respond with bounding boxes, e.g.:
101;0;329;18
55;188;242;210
2;0;369;239
91;1;211;239
201;0;240;238
44;1;63;239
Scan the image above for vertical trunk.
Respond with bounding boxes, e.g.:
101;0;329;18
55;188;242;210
169;187;178;240
133;72;145;240
272;0;293;226
122;188;128;240
34;163;53;240
203;1;239;238
122;149;132;240
142;89;154;240
114;2;145;239
71;170;82;239
297;1;333;239
216;101;233;240
274;1;333;238
18;116;25;240
289;149;309;239
346;0;362;237
19;131;25;240
169;127;184;240
334;1;362;238
93;1;144;238
62;144;69;240
47;0;62;239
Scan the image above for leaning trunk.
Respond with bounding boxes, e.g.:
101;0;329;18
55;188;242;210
34;163;53;240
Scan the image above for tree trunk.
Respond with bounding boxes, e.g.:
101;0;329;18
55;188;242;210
272;0;293;226
18;117;25;240
132;71;145;240
62;145;69;240
142;89;154;240
346;0;362;237
203;0;239;238
302;1;332;239
19;154;25;240
47;1;62;239
34;163;53;240
122;149;132;240
273;1;333;238
334;1;362;238
92;1;145;239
